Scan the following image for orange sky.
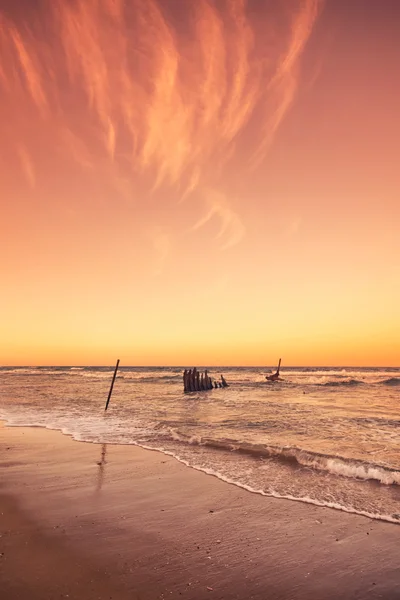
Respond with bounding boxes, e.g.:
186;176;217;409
1;0;399;367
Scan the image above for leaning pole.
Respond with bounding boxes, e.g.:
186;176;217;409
104;359;120;411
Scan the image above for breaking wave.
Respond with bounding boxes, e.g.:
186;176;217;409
163;431;400;486
119;374;180;382
320;379;364;387
380;377;400;386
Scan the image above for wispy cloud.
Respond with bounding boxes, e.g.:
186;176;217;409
16;144;36;189
0;0;322;243
192;188;246;250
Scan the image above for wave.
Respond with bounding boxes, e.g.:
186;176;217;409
1;414;399;525
0;367;182;382
320;379;364;387
140;446;400;525
0;368;42;374
119;373;180;382
379;377;400;386
163;431;400;486
0;367;89;376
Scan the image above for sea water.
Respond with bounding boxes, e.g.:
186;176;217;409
0;366;399;523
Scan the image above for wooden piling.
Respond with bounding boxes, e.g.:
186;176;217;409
104;359;120;411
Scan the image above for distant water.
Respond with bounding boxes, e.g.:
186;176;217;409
1;366;399;523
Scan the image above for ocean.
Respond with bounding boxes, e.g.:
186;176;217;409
1;366;399;524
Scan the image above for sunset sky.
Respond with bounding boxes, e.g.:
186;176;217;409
1;0;399;367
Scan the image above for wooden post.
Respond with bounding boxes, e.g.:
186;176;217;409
104;359;120;411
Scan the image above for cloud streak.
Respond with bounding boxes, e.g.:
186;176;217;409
0;0;322;248
192;188;246;250
16;144;36;189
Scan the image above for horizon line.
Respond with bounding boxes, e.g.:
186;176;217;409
2;365;399;369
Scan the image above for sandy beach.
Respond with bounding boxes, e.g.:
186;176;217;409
0;421;399;600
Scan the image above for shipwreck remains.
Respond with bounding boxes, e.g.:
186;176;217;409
183;368;228;392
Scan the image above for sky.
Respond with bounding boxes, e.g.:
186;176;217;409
1;0;399;367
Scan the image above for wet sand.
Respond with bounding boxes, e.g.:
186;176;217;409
0;422;399;599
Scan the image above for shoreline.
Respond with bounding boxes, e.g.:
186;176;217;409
1;417;399;525
1;422;399;599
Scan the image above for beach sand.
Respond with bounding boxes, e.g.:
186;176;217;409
0;422;399;599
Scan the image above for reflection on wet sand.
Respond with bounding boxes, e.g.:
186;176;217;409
96;443;107;492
